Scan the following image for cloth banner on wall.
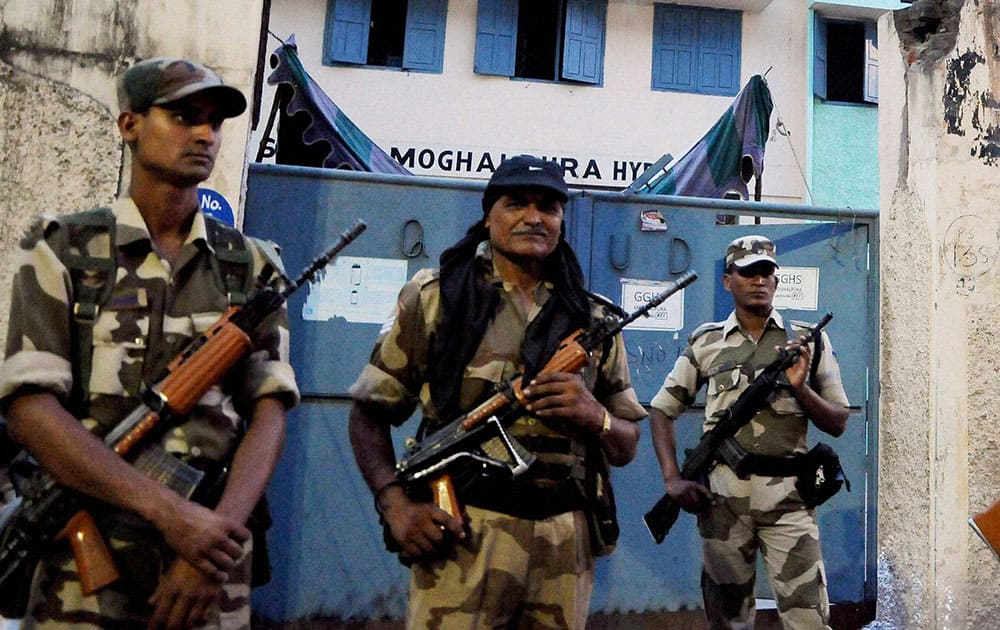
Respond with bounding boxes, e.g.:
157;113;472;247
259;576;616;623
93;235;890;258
262;34;411;174
635;74;773;200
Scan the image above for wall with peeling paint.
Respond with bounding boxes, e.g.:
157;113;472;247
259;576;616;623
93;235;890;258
0;0;266;349
878;0;1000;627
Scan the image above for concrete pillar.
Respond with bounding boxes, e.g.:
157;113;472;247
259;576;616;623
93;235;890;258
0;0;266;349
877;0;1000;627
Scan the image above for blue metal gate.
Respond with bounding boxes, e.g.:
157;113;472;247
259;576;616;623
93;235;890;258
243;164;878;621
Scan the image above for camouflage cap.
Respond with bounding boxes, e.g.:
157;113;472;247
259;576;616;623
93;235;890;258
725;235;779;269
117;57;247;118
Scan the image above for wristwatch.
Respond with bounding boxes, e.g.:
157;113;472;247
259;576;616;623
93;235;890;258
600;409;612;435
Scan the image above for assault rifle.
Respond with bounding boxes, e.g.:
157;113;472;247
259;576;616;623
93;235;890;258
394;271;698;529
643;312;833;544
0;220;366;619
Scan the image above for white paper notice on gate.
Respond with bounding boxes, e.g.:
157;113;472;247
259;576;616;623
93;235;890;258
302;256;409;324
620;278;686;331
774;267;819;311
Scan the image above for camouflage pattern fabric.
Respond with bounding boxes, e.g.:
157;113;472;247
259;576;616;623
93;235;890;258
407;505;593;630
650;309;848;629
350;242;645;626
350;243;646;431
22;538;253;629
699;466;830;630
650;310;848;457
0;197;299;627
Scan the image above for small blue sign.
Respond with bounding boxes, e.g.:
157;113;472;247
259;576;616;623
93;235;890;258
198;188;235;225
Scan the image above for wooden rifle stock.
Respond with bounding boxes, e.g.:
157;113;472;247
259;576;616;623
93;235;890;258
0;220;367;604
59;309;253;592
404;272;698;532
458;332;589;431
57;511;119;595
428;334;589;522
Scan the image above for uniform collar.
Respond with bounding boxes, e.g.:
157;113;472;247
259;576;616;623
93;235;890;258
111;196;209;250
722;308;785;338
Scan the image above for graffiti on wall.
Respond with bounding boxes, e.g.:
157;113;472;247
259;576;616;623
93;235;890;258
944;48;1000;166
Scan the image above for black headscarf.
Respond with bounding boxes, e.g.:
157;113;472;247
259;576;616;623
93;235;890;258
426;218;593;422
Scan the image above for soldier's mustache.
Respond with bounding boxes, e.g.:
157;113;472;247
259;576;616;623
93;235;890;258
511;229;549;236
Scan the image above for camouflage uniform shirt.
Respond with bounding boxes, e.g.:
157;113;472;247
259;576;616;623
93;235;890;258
650;309;848;456
350;243;646;434
0;196;300;464
350;241;646;465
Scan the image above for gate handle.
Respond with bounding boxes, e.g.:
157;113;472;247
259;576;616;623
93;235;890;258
610;234;630;271
401;219;425;258
669;237;691;274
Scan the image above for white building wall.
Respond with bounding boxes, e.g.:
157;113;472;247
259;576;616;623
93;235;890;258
259;0;824;201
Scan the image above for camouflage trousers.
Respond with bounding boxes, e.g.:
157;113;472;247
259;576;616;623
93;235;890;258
699;465;830;630
22;534;253;629
407;505;594;630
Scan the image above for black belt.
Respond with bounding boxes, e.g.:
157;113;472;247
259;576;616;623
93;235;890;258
456;433;589;519
462;477;586;519
718;437;805;478
740;453;805;477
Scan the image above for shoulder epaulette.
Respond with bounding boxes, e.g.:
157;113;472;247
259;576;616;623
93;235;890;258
412;267;440;288
688;321;725;344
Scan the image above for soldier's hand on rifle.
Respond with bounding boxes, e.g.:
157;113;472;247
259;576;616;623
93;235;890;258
152;492;250;582
378;482;465;559
523;372;639;465
665;476;713;514
780;335;812;393
148;557;223;630
522;372;602;429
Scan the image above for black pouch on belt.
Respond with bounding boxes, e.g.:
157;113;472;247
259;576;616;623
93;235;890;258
794;442;851;508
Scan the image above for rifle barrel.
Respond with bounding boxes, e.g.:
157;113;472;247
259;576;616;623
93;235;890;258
620;270;698;328
282;219;367;297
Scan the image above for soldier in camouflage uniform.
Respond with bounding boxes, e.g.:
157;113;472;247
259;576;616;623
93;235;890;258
649;236;849;630
0;58;299;629
349;155;647;629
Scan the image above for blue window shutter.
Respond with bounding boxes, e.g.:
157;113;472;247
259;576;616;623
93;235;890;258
324;0;371;65
403;0;448;73
474;0;517;76
863;20;879;103
652;4;698;92
813;14;828;99
562;0;607;85
697;8;740;95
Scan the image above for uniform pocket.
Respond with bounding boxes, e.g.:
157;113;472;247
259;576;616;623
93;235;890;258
459;360;508;410
89;294;151;397
706;361;740;398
